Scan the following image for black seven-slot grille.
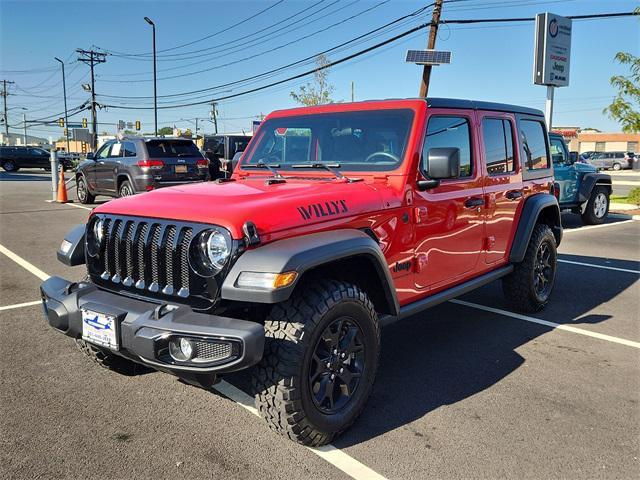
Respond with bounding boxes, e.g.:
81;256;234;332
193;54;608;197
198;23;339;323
88;215;211;305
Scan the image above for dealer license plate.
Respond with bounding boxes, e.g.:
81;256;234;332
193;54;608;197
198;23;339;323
175;165;188;173
82;309;118;350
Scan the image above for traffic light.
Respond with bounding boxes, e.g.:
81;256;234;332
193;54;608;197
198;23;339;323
64;128;68;136
82;118;87;128
135;120;141;131
58;118;64;127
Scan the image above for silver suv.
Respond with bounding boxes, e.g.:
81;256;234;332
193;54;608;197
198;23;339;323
587;151;631;171
75;137;209;204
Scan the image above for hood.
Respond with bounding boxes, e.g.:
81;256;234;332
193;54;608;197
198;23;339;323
94;177;387;239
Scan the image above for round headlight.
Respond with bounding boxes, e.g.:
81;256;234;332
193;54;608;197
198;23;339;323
190;228;232;276
93;218;104;244
87;217;104;257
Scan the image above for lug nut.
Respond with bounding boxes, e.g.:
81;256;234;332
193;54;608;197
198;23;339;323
339;368;344;373
340;352;345;358
333;349;338;354
326;362;331;369
331;374;335;380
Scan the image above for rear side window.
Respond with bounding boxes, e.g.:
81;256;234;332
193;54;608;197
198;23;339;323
146;140;200;157
519;120;549;170
122;142;137;157
482;118;515;175
424;116;473;177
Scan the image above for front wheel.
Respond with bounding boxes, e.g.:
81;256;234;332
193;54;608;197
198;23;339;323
252;280;380;446
612;162;622;171
503;224;557;312
76;175;95;204
580;186;609;225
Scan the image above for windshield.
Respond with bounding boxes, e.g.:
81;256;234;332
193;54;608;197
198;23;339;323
241;109;414;172
146;140;201;157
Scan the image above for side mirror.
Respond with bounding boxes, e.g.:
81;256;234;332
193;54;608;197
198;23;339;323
569;152;578;164
86;152;95;160
427;147;460;179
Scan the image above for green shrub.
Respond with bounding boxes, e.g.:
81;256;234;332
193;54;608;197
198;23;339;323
629;187;640;207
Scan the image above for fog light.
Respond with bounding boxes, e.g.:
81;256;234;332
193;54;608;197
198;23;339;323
169;337;195;362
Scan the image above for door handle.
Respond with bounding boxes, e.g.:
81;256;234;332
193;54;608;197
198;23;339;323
464;197;485;209
506;190;523;200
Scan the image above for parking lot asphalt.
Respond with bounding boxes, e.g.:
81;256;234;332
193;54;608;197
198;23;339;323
1;170;639;479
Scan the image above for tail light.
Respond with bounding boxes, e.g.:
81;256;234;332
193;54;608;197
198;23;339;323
551;182;560;200
196;159;209;169
138;159;164;170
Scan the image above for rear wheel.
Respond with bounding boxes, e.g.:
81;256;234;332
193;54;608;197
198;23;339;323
580;186;609;225
612;162;622;171
503;224;557;312
76;175;95;204
252;280;380;446
2;160;19;172
118;180;134;197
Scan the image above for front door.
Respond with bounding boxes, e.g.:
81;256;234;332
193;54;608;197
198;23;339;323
413;110;484;292
479;114;523;264
550;135;577;204
93;142;115;192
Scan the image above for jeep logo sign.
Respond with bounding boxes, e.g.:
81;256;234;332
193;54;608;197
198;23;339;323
533;12;572;87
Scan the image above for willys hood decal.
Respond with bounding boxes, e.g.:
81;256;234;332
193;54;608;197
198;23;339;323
94;178;386;239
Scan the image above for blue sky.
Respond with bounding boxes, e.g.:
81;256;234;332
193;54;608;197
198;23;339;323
1;0;638;140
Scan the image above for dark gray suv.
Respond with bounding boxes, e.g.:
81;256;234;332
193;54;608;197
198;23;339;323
75;137;210;204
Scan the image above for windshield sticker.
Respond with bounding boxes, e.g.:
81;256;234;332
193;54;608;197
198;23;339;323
297;200;348;220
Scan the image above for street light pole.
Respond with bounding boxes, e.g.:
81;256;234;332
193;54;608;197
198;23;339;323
144;17;158;136
54;57;70;153
23;112;27;145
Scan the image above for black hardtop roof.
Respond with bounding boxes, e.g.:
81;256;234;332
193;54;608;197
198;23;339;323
426;97;544;117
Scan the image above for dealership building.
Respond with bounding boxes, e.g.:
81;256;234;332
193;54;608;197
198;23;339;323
553;128;640;154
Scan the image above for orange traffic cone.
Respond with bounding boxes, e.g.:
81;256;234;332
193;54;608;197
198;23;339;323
56;168;68;203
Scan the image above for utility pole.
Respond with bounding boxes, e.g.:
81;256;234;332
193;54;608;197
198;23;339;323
419;0;443;98
144;17;158;136
77;49;106;151
2;80;15;140
211;102;218;134
351;81;355;102
54;58;70;154
195;117;199;138
23;112;27;145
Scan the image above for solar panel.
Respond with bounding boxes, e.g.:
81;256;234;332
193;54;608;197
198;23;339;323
405;50;452;65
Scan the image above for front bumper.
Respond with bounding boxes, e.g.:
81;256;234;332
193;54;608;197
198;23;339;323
40;276;264;374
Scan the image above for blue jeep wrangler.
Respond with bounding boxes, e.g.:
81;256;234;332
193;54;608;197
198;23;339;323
549;132;612;225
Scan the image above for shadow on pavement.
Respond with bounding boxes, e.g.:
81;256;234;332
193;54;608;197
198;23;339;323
560;212;632;231
0;171;52;182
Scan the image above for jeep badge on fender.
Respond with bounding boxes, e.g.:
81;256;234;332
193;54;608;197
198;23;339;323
41;98;561;447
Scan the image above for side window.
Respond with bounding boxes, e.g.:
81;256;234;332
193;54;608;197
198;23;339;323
482;118;516;175
122;142;137;157
96;143;111;159
549;137;567;164
519;120;549;170
423;116;473;178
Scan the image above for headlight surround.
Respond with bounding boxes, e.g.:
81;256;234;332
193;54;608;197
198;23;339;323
87;216;104;257
190;227;232;277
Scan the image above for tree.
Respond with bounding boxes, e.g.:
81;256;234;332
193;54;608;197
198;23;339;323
604;8;640;133
290;54;336;106
158;126;173;135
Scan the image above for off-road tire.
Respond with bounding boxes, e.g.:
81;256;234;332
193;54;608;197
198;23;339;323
74;338;139;375
580;186;609;225
502;223;557;313
118;180;134;198
252;280;381;446
2;160;19;172
76;175;95;204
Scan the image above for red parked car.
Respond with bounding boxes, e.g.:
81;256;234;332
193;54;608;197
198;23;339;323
42;98;561;446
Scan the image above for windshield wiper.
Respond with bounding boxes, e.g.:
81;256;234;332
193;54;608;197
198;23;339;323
291;162;350;181
243;161;283;179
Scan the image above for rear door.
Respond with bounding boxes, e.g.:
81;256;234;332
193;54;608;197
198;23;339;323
145;139;205;182
479;113;523;264
413;110;484;292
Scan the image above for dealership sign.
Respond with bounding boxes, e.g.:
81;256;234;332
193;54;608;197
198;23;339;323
533;13;572;87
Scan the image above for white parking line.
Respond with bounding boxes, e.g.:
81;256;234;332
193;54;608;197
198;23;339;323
0;300;42;311
215;381;387;480
563;219;636;233
0;242;388;480
46;200;92;211
450;299;640;349
558;259;640;274
0;244;50;281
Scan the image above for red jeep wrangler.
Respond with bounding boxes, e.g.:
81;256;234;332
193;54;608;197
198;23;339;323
42;99;561;446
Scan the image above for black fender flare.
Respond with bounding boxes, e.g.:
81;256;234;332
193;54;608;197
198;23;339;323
221;229;399;315
578;173;612;203
116;172;136;193
509;193;562;263
57;224;86;266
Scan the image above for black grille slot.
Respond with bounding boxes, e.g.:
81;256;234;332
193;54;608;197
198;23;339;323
91;216;200;300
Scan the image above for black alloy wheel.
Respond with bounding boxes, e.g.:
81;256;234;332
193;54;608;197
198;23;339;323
533;241;553;298
308;317;366;414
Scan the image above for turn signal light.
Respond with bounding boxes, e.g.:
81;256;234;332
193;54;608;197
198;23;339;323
196;159;209;169
138;159;164;169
